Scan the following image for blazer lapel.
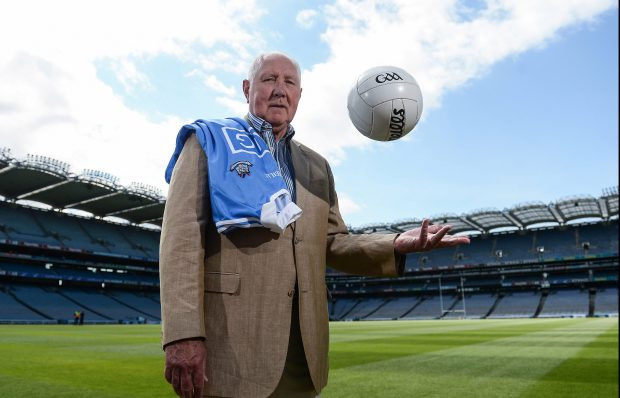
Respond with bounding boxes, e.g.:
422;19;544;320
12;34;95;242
290;140;310;233
290;140;312;293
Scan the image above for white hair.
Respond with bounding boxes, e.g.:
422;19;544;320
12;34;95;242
248;52;301;83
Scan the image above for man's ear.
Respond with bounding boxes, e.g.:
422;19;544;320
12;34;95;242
242;80;250;103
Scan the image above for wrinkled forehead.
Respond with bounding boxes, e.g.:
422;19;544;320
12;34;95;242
256;56;300;81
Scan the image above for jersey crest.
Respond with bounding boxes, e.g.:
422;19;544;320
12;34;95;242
230;160;252;178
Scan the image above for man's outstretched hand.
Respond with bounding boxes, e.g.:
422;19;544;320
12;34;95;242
164;339;207;398
394;219;470;254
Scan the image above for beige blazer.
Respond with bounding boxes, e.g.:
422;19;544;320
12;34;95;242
160;135;403;397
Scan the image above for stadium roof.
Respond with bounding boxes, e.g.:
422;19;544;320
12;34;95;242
0;151;164;227
352;186;619;235
0;147;617;233
0;147;11;170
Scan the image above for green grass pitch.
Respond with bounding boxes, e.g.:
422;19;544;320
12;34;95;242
0;318;617;397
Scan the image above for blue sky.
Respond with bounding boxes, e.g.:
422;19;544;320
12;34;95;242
336;9;619;225
0;0;617;227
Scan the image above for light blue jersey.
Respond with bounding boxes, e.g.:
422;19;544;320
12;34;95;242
165;117;302;234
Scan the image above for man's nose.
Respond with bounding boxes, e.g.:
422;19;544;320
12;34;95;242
271;89;285;99
272;80;286;97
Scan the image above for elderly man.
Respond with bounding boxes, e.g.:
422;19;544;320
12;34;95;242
160;52;469;398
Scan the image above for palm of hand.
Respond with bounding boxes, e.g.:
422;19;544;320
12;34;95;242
394;219;470;254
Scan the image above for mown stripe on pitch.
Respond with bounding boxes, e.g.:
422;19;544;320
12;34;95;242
0;374;122;398
329;318;557;344
328;318;583;369
0;325;169;398
323;318;614;398
519;321;618;398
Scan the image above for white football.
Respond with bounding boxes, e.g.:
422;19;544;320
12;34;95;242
347;66;423;141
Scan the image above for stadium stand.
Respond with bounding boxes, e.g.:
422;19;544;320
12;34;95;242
594;287;619;316
106;290;162;319
442;293;496;319
487;291;541;318
366;297;420;320
329;298;359;320
9;284;87;321
0;149;618;324
401;296;445;320
342;298;386;320
328;186;618;320
0;288;48;322
538;289;589;318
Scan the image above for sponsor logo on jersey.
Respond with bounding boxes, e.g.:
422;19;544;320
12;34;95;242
221;127;270;158
265;170;282;179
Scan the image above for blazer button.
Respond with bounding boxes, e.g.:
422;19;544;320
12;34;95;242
294;237;301;244
287;289;295;297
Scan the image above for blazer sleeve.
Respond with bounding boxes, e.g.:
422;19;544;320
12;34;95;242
159;134;209;348
324;161;405;277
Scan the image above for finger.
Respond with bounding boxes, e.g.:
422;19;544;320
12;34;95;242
417;219;429;249
193;383;204;398
452;236;470;245
429;225;452;247
171;367;182;397
181;369;194;398
427;224;443;234
192;369;205;398
436;236;470;248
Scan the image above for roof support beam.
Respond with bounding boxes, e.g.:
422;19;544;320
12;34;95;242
0;164;15;176
598;198;609;219
459;216;485;233
548;204;565;224
503;212;523;229
17;179;71;200
65;191;121;209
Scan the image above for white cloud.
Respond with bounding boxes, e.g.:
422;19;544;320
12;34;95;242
292;0;616;163
296;9;319;29
110;59;151;93
204;75;237;97
337;192;364;215
187;70;237;96
0;0;263;60
0;0;616;200
0;51;183;194
0;0;264;193
197;49;257;75
216;96;249;116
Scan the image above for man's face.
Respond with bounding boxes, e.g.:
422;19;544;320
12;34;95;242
243;55;302;133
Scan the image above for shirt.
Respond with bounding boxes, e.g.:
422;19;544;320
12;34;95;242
247;113;297;202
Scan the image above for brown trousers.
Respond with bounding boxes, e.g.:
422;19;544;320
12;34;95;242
269;292;317;398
